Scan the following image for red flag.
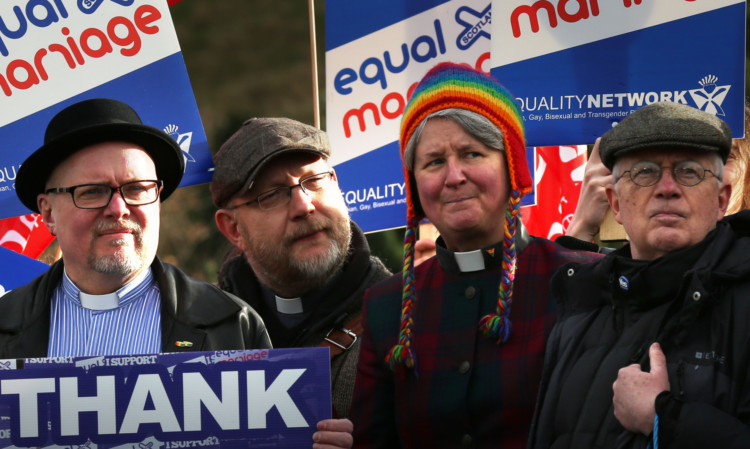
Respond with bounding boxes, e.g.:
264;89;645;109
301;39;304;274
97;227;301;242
0;214;55;259
521;146;587;240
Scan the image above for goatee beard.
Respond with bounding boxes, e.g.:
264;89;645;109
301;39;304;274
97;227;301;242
88;220;145;276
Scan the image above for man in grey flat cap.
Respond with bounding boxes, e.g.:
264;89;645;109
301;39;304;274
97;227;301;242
529;101;750;449
211;118;390;420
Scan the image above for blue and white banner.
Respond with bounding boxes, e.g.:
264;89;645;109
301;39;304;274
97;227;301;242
0;0;211;219
491;0;746;147
0;246;48;295
326;0;494;232
0;348;331;448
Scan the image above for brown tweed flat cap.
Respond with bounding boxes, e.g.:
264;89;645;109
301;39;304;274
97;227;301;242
599;102;732;170
210;118;330;208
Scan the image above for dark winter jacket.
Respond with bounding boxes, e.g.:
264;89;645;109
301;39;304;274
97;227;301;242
218;221;390;418
530;210;750;449
0;257;272;358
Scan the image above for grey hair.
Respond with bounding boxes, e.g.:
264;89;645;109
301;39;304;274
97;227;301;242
403;108;505;171
611;152;725;192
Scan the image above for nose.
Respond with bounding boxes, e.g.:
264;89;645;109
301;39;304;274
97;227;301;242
103;190;131;219
288;184;316;219
653;168;681;199
444;158;466;187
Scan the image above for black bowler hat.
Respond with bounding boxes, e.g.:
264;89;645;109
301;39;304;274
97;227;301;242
16;98;186;213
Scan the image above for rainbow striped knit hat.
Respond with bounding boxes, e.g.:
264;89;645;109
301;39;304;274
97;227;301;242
387;62;532;371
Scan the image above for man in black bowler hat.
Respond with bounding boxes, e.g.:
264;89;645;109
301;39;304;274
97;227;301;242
529;101;750;448
0;98;271;357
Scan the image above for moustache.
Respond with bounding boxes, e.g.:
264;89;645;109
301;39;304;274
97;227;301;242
94;220;143;237
284;219;329;243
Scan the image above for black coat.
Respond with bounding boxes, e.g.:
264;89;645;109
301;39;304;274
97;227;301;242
218;221;390;418
530;210;750;449
0;256;271;357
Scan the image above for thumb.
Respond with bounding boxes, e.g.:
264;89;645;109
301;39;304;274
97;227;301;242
649;342;667;374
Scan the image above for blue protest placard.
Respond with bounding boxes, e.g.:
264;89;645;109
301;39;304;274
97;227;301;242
490;0;746;147
0;348;331;448
326;0;496;232
0;0;211;219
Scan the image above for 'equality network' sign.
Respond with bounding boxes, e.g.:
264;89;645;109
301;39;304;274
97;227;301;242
491;0;746;147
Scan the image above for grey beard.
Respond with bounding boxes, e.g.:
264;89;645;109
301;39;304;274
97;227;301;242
285;229;351;287
250;220;352;297
88;238;144;276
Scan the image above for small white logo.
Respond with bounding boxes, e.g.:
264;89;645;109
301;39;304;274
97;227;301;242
689;75;731;117
164;124;196;166
618;276;629;291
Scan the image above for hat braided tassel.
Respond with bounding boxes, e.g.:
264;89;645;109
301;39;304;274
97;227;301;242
386;217;419;374
479;190;522;343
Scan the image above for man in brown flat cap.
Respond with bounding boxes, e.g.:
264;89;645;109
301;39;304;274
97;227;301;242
211;118;390;420
529;101;750;449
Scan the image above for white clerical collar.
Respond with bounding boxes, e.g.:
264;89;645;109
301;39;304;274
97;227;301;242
67;268;152;311
275;295;304;315
454;249;486;273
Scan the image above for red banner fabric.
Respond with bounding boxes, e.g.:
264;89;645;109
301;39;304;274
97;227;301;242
0;214;55;259
521;146;588;241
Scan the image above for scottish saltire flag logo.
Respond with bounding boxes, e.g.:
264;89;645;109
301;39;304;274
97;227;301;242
455;5;491;50
77;0;134;14
690;75;731;116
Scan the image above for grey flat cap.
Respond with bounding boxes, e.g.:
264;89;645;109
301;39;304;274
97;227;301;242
210;117;330;208
599;102;732;170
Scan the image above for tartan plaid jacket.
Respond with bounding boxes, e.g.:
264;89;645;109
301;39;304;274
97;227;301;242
351;226;601;449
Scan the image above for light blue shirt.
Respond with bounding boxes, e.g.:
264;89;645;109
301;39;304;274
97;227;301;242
47;268;161;357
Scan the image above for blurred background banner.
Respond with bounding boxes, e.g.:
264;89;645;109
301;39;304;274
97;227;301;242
0;0;210;219
0;214;54;259
520;145;587;241
491;0;746;147
325;0;495;232
0;245;48;295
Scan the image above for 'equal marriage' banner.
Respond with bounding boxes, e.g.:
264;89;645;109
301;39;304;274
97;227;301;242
0;0;211;219
326;0;509;233
0;348;331;448
490;0;746;147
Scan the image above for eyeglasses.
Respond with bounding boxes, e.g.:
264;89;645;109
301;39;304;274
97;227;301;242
228;171;335;211
616;160;716;187
45;180;163;209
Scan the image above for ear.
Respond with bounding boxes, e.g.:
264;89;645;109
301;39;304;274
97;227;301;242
717;181;731;221
37;194;56;234
215;209;245;250
605;184;624;225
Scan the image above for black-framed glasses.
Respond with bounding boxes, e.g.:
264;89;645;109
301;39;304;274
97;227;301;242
45;180;163;209
228;171;334;211
616;160;716;187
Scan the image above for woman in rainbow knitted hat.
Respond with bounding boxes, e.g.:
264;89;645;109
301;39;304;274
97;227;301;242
349;62;601;448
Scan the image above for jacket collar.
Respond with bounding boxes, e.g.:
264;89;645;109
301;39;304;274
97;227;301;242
217;221;382;347
153;257;241;327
